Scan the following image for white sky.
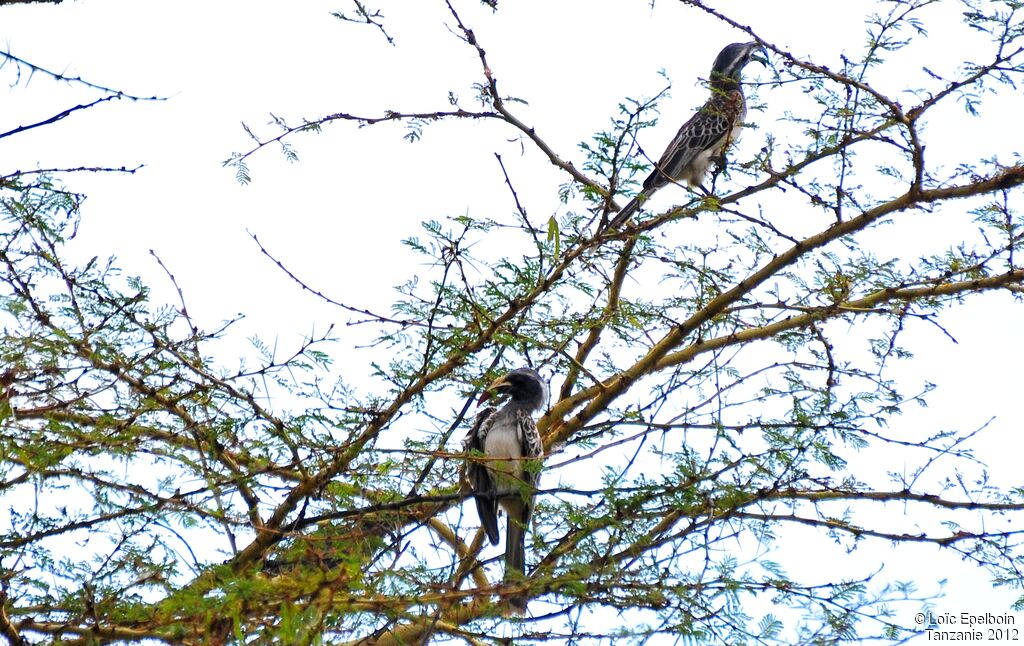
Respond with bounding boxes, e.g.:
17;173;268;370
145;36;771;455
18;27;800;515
3;0;1024;642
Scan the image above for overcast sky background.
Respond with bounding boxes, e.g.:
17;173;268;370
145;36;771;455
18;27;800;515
4;0;1024;641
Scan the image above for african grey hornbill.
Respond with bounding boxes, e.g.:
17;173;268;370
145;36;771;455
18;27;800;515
464;367;546;614
608;41;768;230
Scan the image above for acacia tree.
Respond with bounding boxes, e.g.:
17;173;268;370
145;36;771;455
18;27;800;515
3;1;1024;644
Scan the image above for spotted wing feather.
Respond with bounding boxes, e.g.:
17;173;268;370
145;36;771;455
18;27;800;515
644;89;745;192
512;409;543;527
465;406;500;545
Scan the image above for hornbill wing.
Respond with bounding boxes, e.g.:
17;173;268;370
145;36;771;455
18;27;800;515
465;405;500;545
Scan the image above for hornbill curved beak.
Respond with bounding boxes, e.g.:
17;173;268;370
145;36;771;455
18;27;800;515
750;44;769;67
478;374;512;404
